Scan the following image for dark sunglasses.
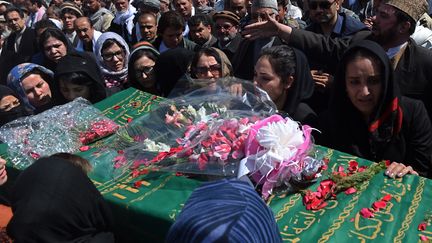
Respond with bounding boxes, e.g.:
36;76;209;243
135;66;154;77
309;1;336;10
194;64;221;75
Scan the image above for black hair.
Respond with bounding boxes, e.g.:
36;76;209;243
138;11;157;22
34;19;58;33
30;0;44;7
39;27;71;52
22;68;53;85
4;6;24;18
157;10;185;35
76;16;94;27
50;153;92;174
47;5;62;18
259;45;296;84
190;47;223;78
277;0;287;7
101;38;126;53
394;8;416;35
188;14;213;28
56;72;105;103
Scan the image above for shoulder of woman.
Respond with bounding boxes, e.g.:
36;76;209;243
399;96;432;132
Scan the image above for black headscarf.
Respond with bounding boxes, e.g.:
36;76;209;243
282;48;315;116
0;85;29;126
326;40;402;160
55;52;107;104
154;48;195;97
7;157;115;242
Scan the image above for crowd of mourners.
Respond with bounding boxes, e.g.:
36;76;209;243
1;0;432;240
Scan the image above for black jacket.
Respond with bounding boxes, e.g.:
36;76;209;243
289;29;432;120
317;41;432;178
0;28;37;84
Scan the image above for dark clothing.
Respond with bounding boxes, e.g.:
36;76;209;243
55;52;107;104
152;37;200;53
280;48;317;126
199;34;218;48
289;29;432;120
154;48;195;97
0;28;37;84
317;40;432;178
0;85;29;126
7;157;115;242
305;12;367;38
232;37;284;81
305;12;367;114
287;102;317;126
216;33;243;62
319;97;432;178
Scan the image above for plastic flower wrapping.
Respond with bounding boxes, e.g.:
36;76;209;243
113;78;276;176
0;98;119;169
113;78;326;198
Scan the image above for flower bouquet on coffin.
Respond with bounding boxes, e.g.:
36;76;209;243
119;79;278;176
238;114;326;199
151;116;259;176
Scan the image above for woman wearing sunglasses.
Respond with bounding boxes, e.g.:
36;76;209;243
94;32;130;95
167;47;234;97
190;47;233;80
127;41;160;95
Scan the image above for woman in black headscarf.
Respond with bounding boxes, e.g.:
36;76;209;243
318;40;432;178
55;51;107;104
0;85;29;126
154;48;195;97
253;45;316;125
7;154;115;242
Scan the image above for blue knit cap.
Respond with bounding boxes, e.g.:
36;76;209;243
166;179;282;243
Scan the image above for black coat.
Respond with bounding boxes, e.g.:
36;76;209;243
232;37;284;81
319;97;432;178
0;28;38;84
289;29;432;120
7;157;115;242
316;40;432;178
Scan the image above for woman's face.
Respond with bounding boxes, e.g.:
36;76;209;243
253;56;291;105
59;79;91;101
133;55;156;88
345;56;382;119
0;95;20;111
102;43;125;72
21;73;52;107
43;37;67;63
194;54;221;80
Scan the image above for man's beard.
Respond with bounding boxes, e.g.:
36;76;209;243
221;32;236;43
372;25;399;47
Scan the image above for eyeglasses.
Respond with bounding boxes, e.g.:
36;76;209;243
195;64;221;75
135;66;154;77
309;1;336;10
102;50;124;61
